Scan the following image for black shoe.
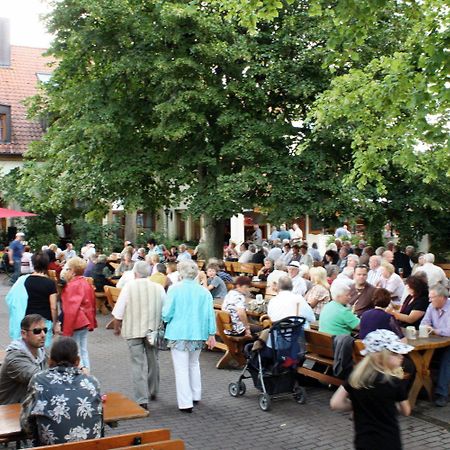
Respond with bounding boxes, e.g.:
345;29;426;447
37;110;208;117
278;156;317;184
139;403;148;410
179;407;193;413
150;394;157;401
193;400;200;405
434;396;448;407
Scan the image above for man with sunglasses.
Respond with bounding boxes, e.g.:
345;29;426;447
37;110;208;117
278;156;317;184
0;314;48;404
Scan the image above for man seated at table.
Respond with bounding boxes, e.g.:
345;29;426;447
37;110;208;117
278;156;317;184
267;276;315;328
20;337;103;445
319;281;360;335
348;265;376;317
287;261;307;296
420;285;450;407
0;314;48;405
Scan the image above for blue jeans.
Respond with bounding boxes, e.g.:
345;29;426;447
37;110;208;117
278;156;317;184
435;346;450;398
11;259;21;284
73;327;90;369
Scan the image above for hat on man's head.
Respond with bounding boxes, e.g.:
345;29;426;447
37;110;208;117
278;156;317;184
287;261;301;269
361;329;414;356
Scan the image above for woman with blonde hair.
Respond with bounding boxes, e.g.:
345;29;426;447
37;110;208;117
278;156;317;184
378;262;404;303
330;329;412;450
305;266;330;319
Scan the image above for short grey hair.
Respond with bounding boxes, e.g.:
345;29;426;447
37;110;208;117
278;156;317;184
155;263;167;274
424;253;435;263
348;254;359;263
274;259;286;270
178;260;198;280
375;246;385;256
430;284;448;298
249;244;257;253
330;280;351;301
133;261;149;278
326;264;339;277
369;255;381;265
97;254;107;264
277;276;293;291
299;264;310;277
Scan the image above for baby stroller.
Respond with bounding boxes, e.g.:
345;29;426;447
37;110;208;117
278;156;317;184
228;316;306;411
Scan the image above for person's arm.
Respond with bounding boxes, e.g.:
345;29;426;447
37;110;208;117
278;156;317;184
330;386;353;412
237;307;252;336
20;377;38;435
8;244;14;265
6;354;44;384
391;309;425;325
49;293;60;335
397;400;411;416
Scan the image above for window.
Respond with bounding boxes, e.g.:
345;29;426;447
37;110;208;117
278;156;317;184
0;105;11;143
36;73;52;83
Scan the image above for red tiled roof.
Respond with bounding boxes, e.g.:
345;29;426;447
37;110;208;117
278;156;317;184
0;45;54;156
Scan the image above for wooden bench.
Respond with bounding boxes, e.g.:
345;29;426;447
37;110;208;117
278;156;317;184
215;310;253;369
437;263;450;279
297;329;344;386
104;286;122;329
40;429;184;449
224;261;235;275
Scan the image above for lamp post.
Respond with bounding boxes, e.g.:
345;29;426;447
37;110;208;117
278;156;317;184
164;207;170;237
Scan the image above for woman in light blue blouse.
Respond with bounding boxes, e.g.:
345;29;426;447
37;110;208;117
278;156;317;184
162;260;216;413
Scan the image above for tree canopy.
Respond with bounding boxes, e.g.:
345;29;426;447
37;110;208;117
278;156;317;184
3;0;448;255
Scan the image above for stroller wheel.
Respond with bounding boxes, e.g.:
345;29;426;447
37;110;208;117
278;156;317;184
238;381;246;396
258;393;271;412
294;386;307;404
228;383;240;397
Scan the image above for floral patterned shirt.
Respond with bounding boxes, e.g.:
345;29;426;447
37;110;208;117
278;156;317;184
20;366;103;445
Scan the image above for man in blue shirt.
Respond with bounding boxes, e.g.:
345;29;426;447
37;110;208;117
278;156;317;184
8;232;25;284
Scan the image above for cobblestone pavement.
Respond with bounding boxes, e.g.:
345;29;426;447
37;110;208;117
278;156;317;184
0;275;449;449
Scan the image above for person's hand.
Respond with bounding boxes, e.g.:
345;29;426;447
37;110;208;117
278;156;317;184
53;322;61;335
9;260;13;266
206;335;216;350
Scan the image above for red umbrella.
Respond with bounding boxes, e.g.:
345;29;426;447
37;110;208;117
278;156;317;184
0;208;38;218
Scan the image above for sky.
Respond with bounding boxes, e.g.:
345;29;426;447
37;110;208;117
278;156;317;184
1;0;53;48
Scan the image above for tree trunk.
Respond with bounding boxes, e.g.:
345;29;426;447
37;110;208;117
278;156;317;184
124;210;137;244
203;215;226;261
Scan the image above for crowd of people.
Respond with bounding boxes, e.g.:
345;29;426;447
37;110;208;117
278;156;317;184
0;228;449;447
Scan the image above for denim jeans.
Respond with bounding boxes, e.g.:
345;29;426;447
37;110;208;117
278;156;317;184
73;327;90;369
435;346;450;398
11;259;21;284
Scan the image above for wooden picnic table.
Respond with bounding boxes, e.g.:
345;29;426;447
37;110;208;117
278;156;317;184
0;391;148;443
405;334;450;409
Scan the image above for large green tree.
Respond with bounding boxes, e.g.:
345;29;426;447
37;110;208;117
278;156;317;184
10;0;336;258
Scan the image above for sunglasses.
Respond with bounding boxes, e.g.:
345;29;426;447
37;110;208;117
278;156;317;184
24;327;48;335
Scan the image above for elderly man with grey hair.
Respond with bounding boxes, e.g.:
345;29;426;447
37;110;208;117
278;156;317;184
319;280;360;335
420;285;450;406
112;261;167;410
421;253;448;288
267;276;315;327
367;255;383;286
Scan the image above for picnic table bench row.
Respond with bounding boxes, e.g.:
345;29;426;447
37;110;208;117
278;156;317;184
41;429;184;449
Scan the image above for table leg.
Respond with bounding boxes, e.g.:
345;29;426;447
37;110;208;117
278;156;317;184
408;349;435;408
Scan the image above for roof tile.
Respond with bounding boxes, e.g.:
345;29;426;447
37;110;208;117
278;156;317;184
0;46;54;156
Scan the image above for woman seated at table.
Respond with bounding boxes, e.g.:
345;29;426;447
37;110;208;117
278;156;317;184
377;262;404;303
92;254;115;292
387;275;429;329
359;288;404;339
305;266;330;319
20;337;103;445
222;276;260;337
257;258;273;281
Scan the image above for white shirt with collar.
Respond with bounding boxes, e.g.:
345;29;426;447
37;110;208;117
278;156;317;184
268;290;315;326
291;275;307;296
